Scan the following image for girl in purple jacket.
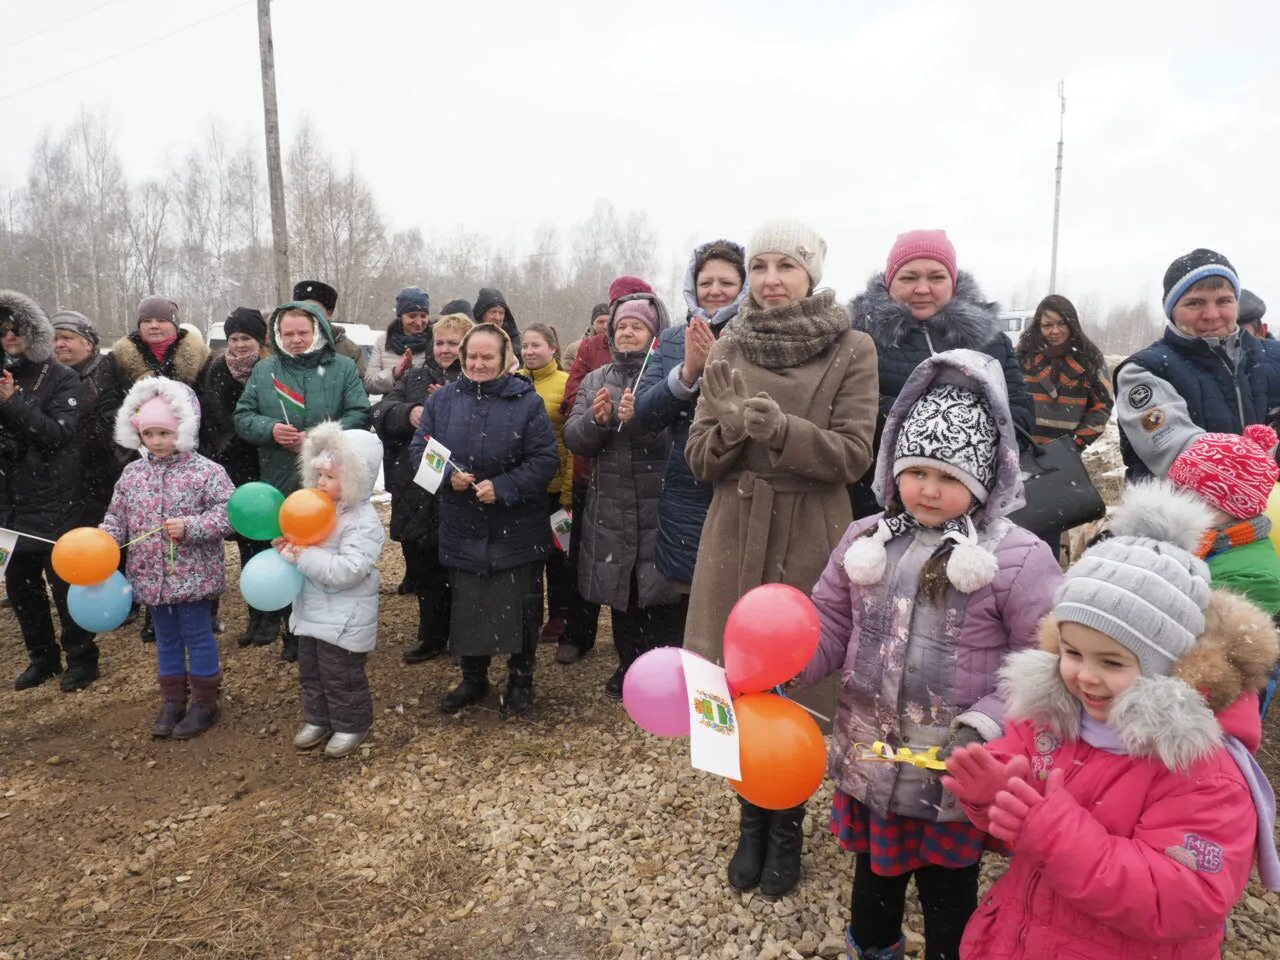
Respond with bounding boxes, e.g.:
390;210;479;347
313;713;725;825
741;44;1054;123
793;349;1061;960
102;378;234;740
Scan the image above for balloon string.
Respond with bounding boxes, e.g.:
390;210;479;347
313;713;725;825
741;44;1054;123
773;685;832;724
123;525;166;548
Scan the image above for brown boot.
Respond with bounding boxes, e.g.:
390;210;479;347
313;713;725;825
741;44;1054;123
153;675;188;738
172;674;221;740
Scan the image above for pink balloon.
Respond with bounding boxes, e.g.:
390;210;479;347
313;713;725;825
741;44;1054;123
622;646;692;737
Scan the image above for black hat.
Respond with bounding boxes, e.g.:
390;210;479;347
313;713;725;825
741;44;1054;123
590;302;610;321
1161;249;1239;319
293;280;338;314
440;298;473;319
225;307;268;344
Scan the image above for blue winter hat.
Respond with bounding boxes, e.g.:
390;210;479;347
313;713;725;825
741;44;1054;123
1162;249;1240;319
395;287;430;317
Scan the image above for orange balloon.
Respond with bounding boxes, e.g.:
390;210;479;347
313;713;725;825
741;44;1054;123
729;693;827;811
51;527;121;586
279;489;337;545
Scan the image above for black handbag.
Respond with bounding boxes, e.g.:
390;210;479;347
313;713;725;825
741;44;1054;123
1006;427;1106;541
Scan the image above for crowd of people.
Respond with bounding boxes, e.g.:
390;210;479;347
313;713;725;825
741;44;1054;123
2;224;1278;959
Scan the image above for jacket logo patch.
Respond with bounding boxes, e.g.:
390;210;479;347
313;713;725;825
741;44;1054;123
67;397;77;407
1140;409;1166;433
1127;384;1153;409
1165;834;1224;874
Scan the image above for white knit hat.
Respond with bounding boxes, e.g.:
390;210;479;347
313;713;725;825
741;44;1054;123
747;218;827;286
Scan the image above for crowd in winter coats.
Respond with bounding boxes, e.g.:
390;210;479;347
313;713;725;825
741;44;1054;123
4;221;1280;960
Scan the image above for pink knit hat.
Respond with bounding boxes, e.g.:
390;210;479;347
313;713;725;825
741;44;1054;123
612;298;660;338
1168;424;1280;520
885;229;957;286
132;394;180;434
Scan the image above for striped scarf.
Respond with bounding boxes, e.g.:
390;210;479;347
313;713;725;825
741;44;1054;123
1196;515;1272;560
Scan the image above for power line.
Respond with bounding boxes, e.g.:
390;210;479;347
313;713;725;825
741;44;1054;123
0;0;253;104
0;0;129;53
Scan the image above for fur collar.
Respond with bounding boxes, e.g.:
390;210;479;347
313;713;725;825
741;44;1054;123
850;271;1001;353
111;329;210;386
0;289;53;363
114;377;201;452
300;421;384;510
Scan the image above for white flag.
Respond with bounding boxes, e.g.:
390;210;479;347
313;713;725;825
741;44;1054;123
549;508;572;553
412;436;453;495
0;529;17;578
683;650;741;780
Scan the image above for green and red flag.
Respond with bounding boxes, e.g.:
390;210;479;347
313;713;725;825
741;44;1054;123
273;376;304;412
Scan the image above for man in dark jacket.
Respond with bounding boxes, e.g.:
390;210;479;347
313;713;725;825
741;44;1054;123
473;287;523;359
1116;250;1280;480
0;291;97;692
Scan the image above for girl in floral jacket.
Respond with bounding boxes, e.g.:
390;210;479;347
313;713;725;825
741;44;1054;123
795;349;1061;960
102;378;234;740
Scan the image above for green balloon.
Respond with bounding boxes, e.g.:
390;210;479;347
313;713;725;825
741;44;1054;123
228;482;285;541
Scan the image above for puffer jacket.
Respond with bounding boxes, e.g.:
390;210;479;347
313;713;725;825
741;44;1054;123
796;349;1061;822
565;295;678;611
198;353;263;488
521;361;573;506
100;379;234;605
560;332;613;487
849;272;1034;515
960;590;1280;960
634;239;748;583
371;360;456;545
289;423;386;653
408;372;558;575
233;301;371;495
0;290;83;552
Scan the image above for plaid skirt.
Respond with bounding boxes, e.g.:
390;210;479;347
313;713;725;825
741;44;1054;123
831;789;986;876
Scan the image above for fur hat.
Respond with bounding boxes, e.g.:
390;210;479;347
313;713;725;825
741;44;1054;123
115;378;200;452
892;382;998;503
1169;424;1280;520
746;218;826;286
293;280;338;314
885;229;957;287
1162;248;1240;319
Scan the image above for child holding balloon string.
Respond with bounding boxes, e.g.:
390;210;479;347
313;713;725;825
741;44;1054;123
273;422;385;759
792;349;1061;960
101;378;235;739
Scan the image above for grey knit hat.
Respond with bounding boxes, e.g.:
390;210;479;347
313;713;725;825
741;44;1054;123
136;295;178;329
893;382;998;502
50;309;99;346
1054;481;1214;677
747;218;827;286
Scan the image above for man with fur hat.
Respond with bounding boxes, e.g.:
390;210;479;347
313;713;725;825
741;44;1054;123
294;280;368;377
0;290;99;692
1115;249;1280;480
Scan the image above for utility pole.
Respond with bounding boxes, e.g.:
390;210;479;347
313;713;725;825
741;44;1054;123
1049;80;1066;294
257;0;290;305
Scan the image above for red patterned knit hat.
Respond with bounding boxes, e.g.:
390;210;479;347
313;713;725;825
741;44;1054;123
1168;424;1280;519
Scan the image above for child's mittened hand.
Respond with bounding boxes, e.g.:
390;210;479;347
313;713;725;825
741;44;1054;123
940;744;1031;809
987;769;1065;846
163;518;185;541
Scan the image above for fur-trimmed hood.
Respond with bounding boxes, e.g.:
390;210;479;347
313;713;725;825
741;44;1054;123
1001;589;1279;771
111;328;210;386
0;289;54;363
851;270;1001;354
682;239;748;328
300;422;383;510
114;377;202;452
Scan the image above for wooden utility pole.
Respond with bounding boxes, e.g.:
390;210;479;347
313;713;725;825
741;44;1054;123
257;0;290;305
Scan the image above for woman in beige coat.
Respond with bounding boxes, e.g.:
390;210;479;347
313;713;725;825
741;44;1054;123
685;218;878;899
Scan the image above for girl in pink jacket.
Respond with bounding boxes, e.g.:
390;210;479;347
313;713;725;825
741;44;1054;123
945;480;1280;959
102;378;234;741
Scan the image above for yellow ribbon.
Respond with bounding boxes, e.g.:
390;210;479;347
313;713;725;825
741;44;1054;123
854;741;948;772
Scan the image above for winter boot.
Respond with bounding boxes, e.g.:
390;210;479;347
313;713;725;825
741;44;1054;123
440;659;489;714
250;610;281;647
845;928;905;960
153;675;188;738
172;674;221;739
403;598;447;663
758;803;805;898
14;657;61;691
236;609;258;647
500;675;534;719
59;659;99;693
281;630;299;663
727;797;771;891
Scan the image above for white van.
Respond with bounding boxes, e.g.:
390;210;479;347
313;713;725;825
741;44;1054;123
997;310;1034;342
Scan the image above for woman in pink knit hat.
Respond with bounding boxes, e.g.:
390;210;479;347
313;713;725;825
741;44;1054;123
849;230;1035;518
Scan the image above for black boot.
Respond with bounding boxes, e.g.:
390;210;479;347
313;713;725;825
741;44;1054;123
281;630;299;663
140;608;155;644
758;804;805;898
403;596;447;663
403;636;446;664
14;657;61;691
250;610;281;647
59;659;99;692
440;659;489;714
727;797;770;891
500;675;534;719
237;609;259;647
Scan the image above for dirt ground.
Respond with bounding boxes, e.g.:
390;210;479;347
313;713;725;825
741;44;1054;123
2;487;1280;959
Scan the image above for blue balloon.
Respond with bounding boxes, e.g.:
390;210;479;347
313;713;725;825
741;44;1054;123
68;571;134;633
240;548;304;612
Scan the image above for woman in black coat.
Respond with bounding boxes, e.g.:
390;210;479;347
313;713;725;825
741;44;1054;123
198;307;272;646
0;290;97;692
408;323;557;718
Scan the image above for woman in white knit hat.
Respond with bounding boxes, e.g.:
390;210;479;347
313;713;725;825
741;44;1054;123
683;218;879;898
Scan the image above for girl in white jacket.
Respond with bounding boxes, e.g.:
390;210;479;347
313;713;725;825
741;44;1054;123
275;422;386;758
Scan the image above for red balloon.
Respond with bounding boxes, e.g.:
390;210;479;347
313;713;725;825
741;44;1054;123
723;583;821;694
730;693;827;810
279;489;337;546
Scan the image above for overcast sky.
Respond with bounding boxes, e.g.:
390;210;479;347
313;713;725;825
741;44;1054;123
4;0;1278;318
